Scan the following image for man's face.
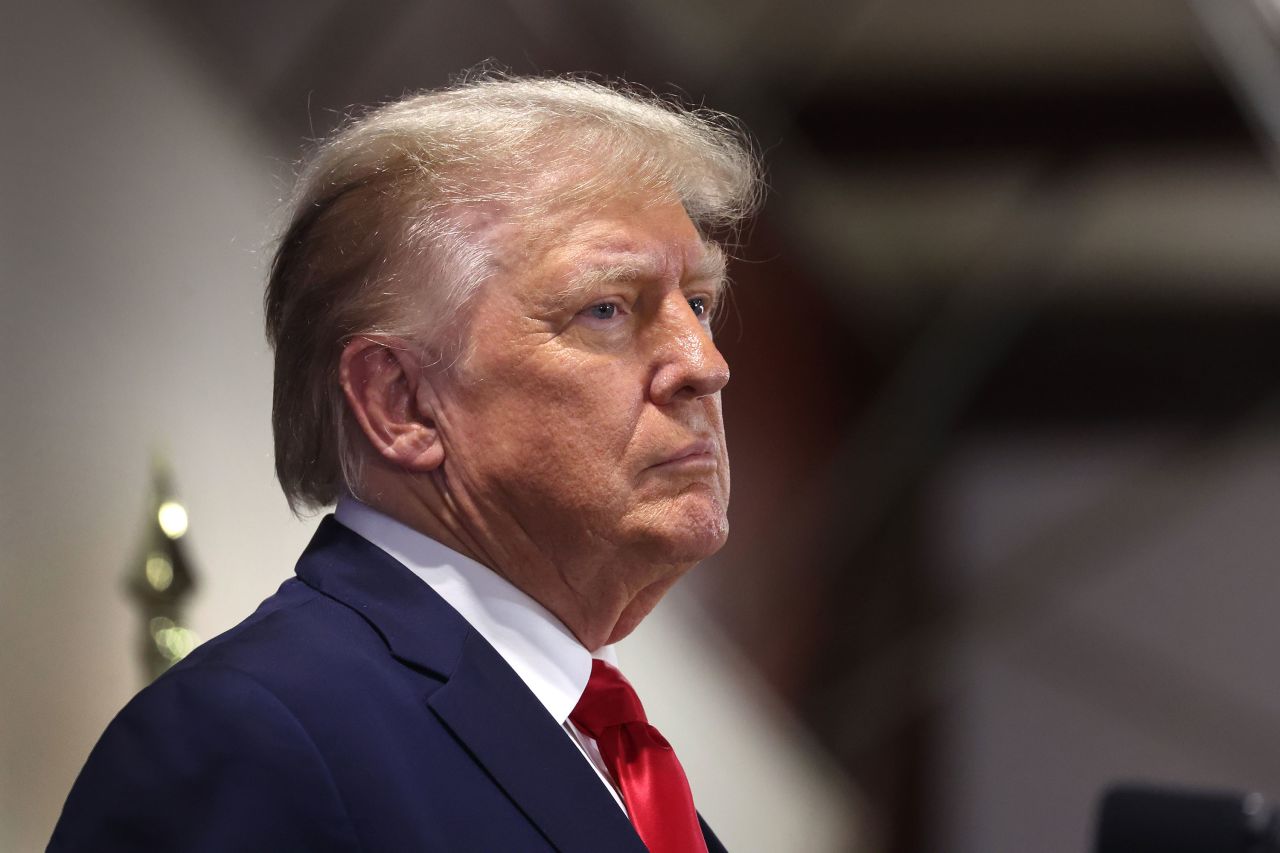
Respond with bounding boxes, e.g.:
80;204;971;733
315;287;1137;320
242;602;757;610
431;194;731;596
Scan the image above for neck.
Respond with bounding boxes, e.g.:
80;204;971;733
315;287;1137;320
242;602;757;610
353;467;688;650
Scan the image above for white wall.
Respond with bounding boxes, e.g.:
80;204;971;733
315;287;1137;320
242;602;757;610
929;428;1280;853
0;4;314;851
0;4;858;851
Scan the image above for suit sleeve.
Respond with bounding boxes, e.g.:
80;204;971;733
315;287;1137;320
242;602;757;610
48;664;363;853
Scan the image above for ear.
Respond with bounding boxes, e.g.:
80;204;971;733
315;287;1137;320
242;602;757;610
339;337;445;473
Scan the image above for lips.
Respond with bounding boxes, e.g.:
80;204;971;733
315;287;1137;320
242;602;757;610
650;438;717;469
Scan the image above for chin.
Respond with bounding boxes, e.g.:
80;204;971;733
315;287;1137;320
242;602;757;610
678;509;730;560
633;492;729;564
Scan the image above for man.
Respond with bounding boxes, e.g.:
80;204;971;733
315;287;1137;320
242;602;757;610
49;75;760;852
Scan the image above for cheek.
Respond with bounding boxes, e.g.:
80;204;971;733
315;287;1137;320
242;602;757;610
709;397;731;498
541;380;645;475
468;364;646;493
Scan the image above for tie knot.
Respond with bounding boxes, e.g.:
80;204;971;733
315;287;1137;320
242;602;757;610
569;659;648;738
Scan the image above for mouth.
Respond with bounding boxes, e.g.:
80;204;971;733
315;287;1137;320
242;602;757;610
649;438;718;471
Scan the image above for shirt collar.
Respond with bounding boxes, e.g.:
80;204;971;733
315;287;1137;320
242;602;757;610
333;495;617;725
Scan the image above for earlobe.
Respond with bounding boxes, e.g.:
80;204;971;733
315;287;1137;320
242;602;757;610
339;337;445;473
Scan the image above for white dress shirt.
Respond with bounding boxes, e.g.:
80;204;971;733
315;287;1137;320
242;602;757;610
333;496;627;811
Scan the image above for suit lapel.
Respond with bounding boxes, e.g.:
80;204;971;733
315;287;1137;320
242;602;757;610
297;518;647;853
295;517;467;677
429;630;647;853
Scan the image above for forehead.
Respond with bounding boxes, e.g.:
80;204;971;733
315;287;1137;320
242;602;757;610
530;198;721;285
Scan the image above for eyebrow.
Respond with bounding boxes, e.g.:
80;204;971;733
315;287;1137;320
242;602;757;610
551;242;728;308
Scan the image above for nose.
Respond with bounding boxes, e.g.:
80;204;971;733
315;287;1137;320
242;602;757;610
648;294;731;405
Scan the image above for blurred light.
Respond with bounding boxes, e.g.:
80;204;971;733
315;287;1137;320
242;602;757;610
153;625;199;662
149;616;175;637
145;554;174;592
157;501;188;539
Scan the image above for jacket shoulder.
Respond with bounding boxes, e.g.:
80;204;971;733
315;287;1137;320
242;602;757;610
48;659;364;852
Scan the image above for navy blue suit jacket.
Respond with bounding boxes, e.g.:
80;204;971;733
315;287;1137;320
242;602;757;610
49;518;727;852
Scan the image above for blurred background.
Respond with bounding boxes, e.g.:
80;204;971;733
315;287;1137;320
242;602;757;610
5;0;1280;851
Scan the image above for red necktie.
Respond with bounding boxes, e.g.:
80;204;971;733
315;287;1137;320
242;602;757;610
570;659;709;853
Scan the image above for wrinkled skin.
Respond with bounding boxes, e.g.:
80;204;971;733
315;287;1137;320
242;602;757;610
343;194;731;649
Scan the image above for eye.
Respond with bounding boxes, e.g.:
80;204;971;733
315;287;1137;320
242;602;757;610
688;296;712;318
576;299;629;328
